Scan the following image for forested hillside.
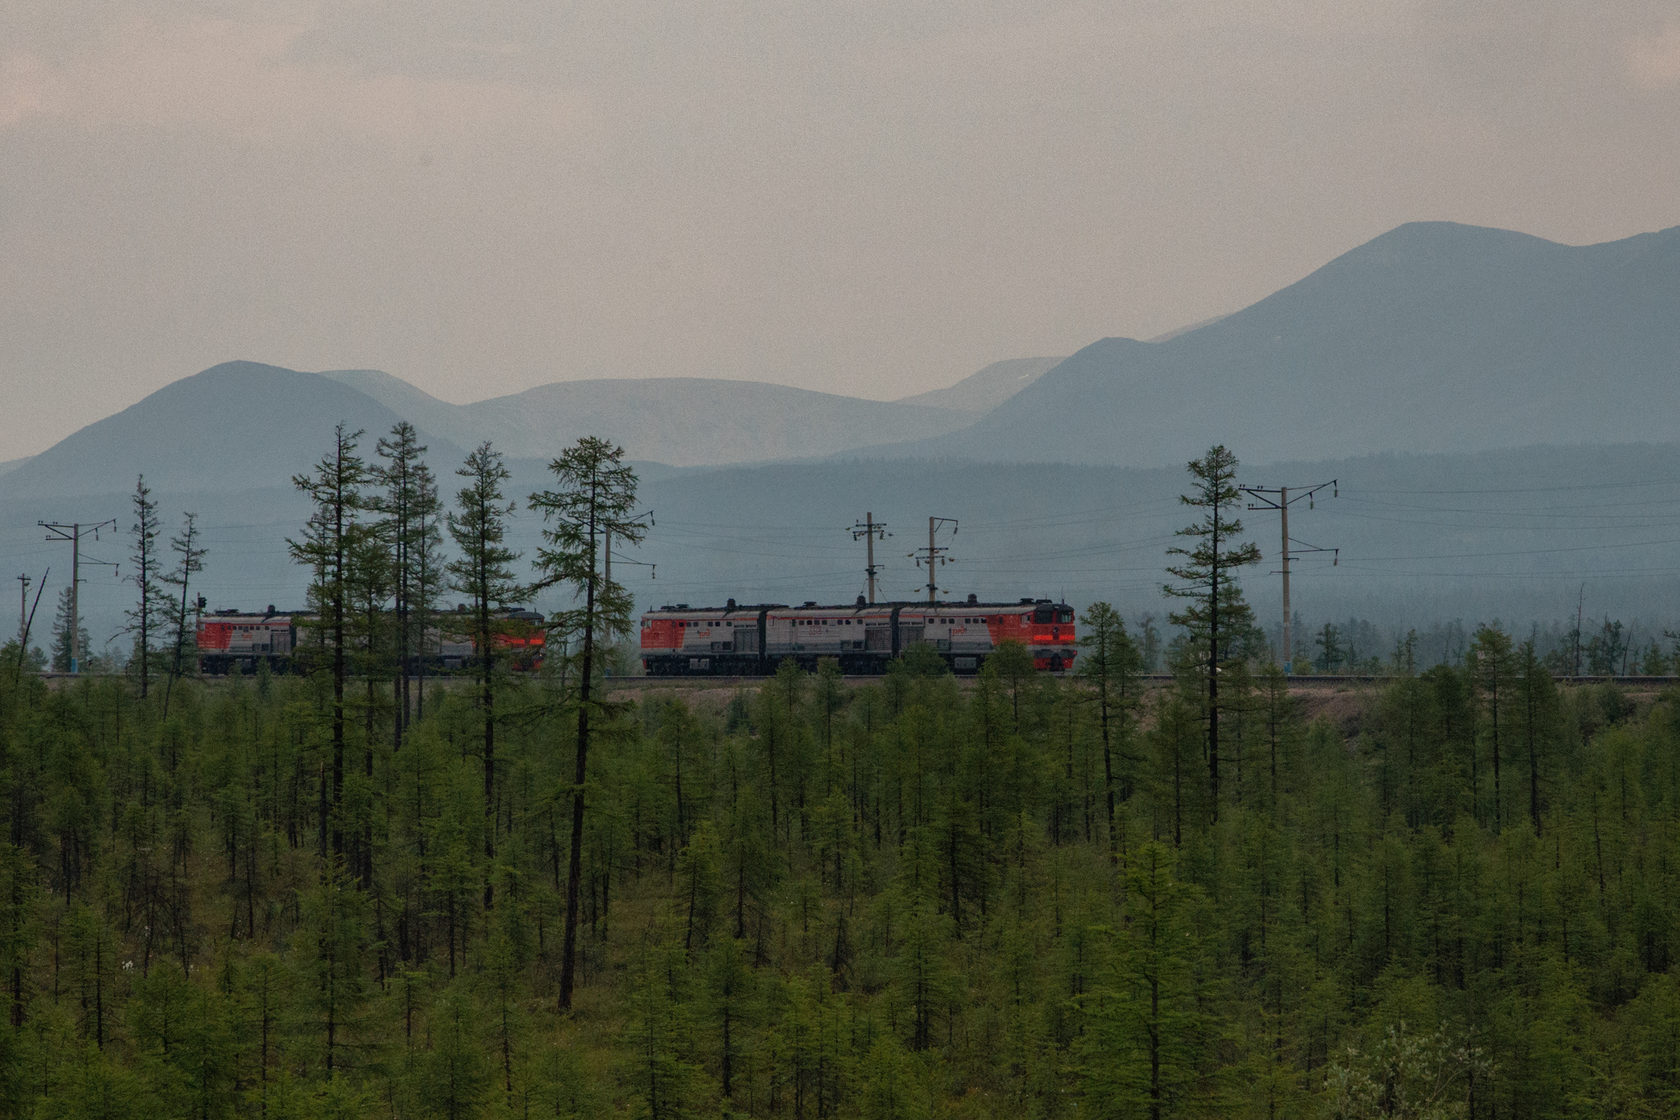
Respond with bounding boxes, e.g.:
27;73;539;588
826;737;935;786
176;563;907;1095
0;631;1677;1118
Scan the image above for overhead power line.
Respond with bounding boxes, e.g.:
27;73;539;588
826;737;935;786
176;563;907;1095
38;519;117;674
910;516;957;603
1240;481;1337;674
850;513;890;604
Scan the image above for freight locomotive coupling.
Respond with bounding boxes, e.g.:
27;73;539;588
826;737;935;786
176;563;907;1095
640;595;1077;676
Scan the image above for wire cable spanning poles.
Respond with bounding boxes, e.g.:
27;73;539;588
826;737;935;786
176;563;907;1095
910;516;958;603
1238;482;1337;674
38;518;118;674
850;513;890;603
603;512;655;640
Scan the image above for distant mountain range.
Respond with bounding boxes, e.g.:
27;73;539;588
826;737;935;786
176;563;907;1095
8;218;1677;494
319;370;982;468
6;218;1680;652
0;354;1061;503
870;221;1680;465
325;357;1064;463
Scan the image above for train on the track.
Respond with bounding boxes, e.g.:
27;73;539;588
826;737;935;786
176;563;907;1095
196;594;1078;678
640;595;1077;676
195;607;546;675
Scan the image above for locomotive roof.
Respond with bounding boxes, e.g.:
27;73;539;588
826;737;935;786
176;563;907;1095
647;597;1063;614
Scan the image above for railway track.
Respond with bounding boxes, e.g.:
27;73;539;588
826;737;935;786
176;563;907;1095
38;671;1676;693
605;672;1680;689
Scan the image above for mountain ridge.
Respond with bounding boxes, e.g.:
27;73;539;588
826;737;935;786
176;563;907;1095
0;361;465;500
872;220;1680;466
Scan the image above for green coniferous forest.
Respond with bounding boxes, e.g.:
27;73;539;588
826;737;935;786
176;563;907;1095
1;630;1679;1119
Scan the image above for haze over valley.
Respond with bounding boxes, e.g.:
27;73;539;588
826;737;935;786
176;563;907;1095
5;220;1678;664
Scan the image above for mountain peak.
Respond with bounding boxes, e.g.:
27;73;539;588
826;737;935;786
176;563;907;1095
0;361;448;499
888;220;1680;466
1330;221;1564;271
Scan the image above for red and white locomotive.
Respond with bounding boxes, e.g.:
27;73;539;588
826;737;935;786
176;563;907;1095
196;609;301;675
640;595;1077;676
195;607;546;675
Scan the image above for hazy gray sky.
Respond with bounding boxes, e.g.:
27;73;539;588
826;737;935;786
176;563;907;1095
3;1;1677;460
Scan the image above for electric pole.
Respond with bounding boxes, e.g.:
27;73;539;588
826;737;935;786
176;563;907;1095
16;573;29;647
39;519;116;673
1239;482;1336;674
850;513;890;603
1574;584;1585;678
910;516;957;604
602;515;655;639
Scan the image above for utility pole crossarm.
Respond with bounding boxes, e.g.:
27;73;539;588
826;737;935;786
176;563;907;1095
604;525;656;584
39;518;117;674
850;513;890;604
1237;481;1337;674
909;516;957;604
1282;537;1338;569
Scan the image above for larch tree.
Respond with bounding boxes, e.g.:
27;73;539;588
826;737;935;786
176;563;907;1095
1163;444;1260;821
446;442;523;909
289;423;373;862
1515;638;1557;836
527;435;648;1011
376;422;439;751
1470;623;1515;832
49;587;89;674
1081;840;1220;1120
1078;601;1143;861
345;515;392;887
124;475;163;699
412;461;446;721
160;510;205;719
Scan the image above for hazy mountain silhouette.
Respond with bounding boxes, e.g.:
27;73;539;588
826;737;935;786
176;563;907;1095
1;361;466;500
21;219;1676;483
319;368;985;465
873;222;1680;465
2;358;1016;507
893;357;1063;413
453;378;972;466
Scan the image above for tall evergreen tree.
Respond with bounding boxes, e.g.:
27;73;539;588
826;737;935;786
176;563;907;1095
412;462;446;722
1470;624;1515;831
345;517;392;888
1163;444;1260;820
298;860;372;1075
1515;639;1557;836
446;442;523;909
1078;601;1143;860
289;424;373;861
49;586;90;674
376;422;439;751
160;510;205;719
527;435;648;1011
123;475;163;698
1082;840;1221;1119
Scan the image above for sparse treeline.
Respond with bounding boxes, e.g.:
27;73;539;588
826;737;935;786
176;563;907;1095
1260;613;1680;679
